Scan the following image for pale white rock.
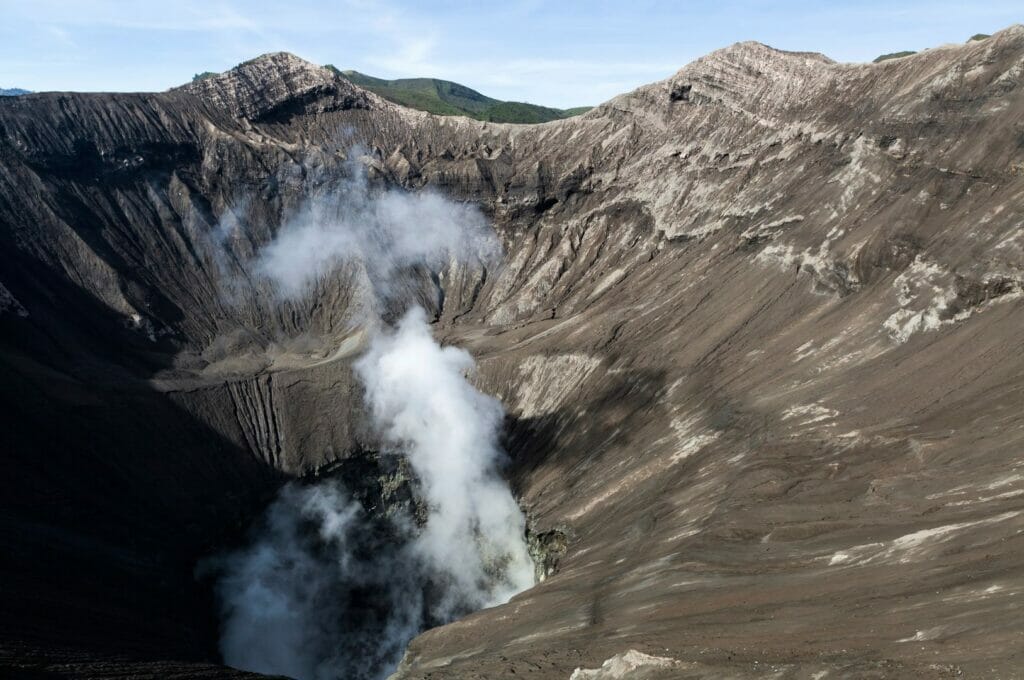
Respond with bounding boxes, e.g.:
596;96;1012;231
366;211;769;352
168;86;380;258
570;650;681;679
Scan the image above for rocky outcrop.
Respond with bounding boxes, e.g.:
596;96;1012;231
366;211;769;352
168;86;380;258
2;25;1024;678
181;52;374;122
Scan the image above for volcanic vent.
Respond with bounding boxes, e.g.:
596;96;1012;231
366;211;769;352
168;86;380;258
205;309;535;680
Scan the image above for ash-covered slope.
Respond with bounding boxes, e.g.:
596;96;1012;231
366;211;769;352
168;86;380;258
1;28;1024;678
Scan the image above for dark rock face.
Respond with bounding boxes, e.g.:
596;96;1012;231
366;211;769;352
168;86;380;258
2;25;1024;678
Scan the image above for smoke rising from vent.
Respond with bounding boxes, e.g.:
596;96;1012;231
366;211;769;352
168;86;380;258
211;483;421;680
205;162;533;680
255;179;498;302
356;307;535;619
202;154;499;336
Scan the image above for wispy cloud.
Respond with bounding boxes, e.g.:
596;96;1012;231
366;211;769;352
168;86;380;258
43;24;76;47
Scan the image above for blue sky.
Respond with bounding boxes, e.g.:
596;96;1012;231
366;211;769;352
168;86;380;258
0;1;1020;108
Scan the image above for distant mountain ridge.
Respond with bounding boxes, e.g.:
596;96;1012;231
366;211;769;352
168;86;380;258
326;67;590;123
0;88;30;96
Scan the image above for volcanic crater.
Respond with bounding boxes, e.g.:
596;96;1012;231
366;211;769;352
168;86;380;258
3;28;1024;679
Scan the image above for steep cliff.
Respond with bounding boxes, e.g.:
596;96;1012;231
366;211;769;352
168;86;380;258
2;27;1024;678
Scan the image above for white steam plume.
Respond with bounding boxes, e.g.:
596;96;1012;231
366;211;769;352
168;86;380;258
254;162;499;301
212;483;423;680
355;306;535;618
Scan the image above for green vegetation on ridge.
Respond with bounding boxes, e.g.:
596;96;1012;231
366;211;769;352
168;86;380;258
874;33;993;64
326;66;590;123
873;50;917;63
